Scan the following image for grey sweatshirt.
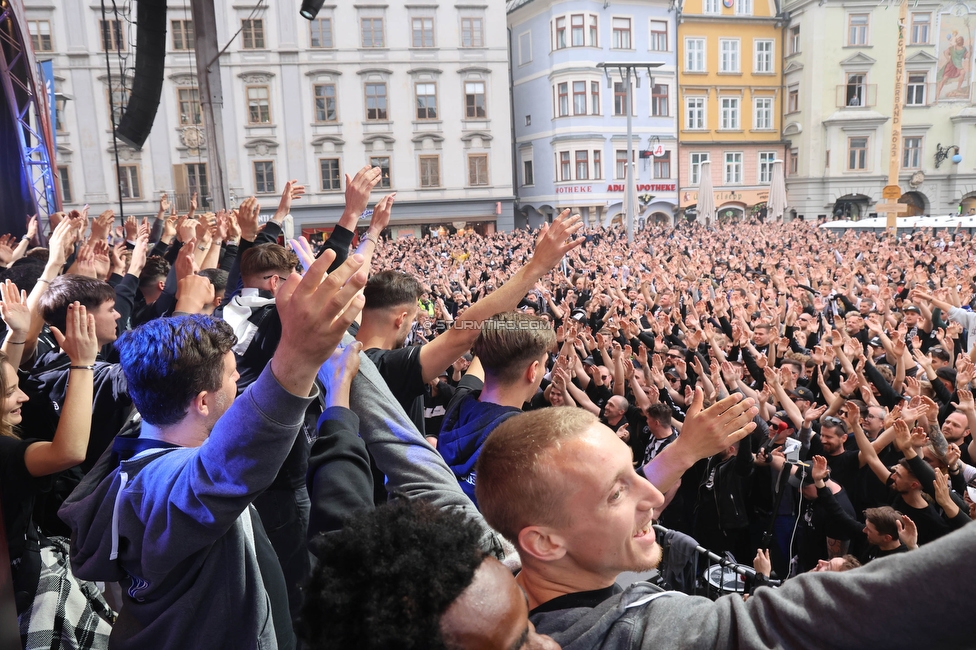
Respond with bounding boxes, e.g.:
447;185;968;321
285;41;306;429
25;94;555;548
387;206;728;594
59;366;317;650
533;520;976;649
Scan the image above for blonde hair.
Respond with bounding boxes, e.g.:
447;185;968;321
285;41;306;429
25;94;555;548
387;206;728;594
0;352;16;438
475;407;596;545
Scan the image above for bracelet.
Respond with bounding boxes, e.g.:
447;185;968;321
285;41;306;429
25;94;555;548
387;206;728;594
197;244;209;251
69;365;95;371
363;232;379;246
5;340;25;345
37;278;50;284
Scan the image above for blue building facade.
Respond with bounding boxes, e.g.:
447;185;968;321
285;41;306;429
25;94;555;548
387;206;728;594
508;0;678;228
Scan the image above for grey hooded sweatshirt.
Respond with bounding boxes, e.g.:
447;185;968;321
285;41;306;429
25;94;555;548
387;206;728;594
533;519;976;649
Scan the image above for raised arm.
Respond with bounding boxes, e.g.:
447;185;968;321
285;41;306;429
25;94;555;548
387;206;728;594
417;210;583;383
22;303;97;476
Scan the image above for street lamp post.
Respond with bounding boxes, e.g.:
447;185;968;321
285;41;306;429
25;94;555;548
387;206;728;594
597;62;663;244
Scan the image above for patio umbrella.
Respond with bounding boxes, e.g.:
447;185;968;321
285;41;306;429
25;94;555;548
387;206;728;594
768;159;788;221
697;161;715;222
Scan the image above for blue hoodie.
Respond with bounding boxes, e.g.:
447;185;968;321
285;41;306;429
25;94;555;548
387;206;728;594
437;378;520;505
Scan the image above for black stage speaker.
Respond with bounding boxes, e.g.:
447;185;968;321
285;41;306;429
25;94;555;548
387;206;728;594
114;0;167;149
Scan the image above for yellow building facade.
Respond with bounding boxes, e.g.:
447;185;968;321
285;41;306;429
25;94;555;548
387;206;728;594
677;0;786;220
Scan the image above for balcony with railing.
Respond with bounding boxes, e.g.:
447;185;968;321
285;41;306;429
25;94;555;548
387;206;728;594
836;83;877;109
172;192;213;213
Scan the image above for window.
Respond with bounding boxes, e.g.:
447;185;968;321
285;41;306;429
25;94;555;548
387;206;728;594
589;16;599;47
107;82;129;124
612;18;631;49
652;84;669;116
320;158;341;191
525;115;531;126
468;154;489;186
574;151;589;180
704;0;720;14
370;156;392;188
58;166;73;203
719;39;740;73
118;164;141;199
846;73;866;107
185;163;209;200
557;83;569;116
519;32;532;64
254;161;276;194
614;82;632;116
171;20;194;50
419;155;441;187
242;19;265;49
177;88;202;126
685;38;705;72
724;152;742;184
412;17;434;47
246;86;271;124
736;0;752;16
907;74;926;105
461;17;484;47
685;96;705;129
560;151;572;181
523;159;534;186
788;85;799;112
911;13;930;44
720;97;739;130
361;18;385;48
465;81;486;118
758;152;775;183
28;20;53;52
903;137;922;168
571;14;585;47
653;151;671;179
100;19;125;50
593;150;602;179
848;14;869;46
848;137;868;170
591;82;601;115
415;83;437;120
789;25;800;54
310;18;333;48
555;17;566;49
365;83;388;120
754;97;772;130
314;84;338;123
573;81;587;115
650;20;668;51
690;152;709;185
754;39;773;73
789;149;798;174
55;96;66;132
615;150;628;179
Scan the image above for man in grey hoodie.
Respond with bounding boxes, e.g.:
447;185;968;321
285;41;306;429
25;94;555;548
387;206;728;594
476;398;976;649
59;250;368;649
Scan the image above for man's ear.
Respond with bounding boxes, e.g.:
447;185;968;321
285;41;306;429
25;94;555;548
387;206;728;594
517;526;568;563
394;310;409;329
190;390;210;418
526;359;542;384
156;279;166;292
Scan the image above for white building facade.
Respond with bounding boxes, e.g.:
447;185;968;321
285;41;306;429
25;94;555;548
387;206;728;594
28;0;514;237
782;0;976;220
508;0;678;228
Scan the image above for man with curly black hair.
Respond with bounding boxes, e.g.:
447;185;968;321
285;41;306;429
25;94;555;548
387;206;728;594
301;499;559;650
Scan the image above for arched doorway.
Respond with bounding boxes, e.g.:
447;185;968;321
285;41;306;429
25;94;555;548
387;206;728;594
960;192;976;216
649;211;670;225
832;194;870;220
898;191;927;216
717;204;745;222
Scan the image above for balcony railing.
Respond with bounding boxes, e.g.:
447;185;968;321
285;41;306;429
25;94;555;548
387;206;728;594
836;83;877;109
173;192;212;213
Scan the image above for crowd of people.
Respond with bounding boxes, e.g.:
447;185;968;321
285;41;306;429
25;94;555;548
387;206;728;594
1;164;975;649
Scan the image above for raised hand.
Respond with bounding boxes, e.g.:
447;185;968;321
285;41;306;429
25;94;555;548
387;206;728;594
90;210;114;242
343;166;383;219
124;215;139;241
0;280;30;337
318;341;364;410
951;388;975;413
811;455;829;482
271;250;369;396
898;514;918;550
526;209;584;275
275;180;306;220
670;388;758;465
49;302;98;366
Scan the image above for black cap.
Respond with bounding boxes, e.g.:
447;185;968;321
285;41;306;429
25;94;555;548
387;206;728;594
790;387;815;402
937;367;958;383
903;305;921;314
